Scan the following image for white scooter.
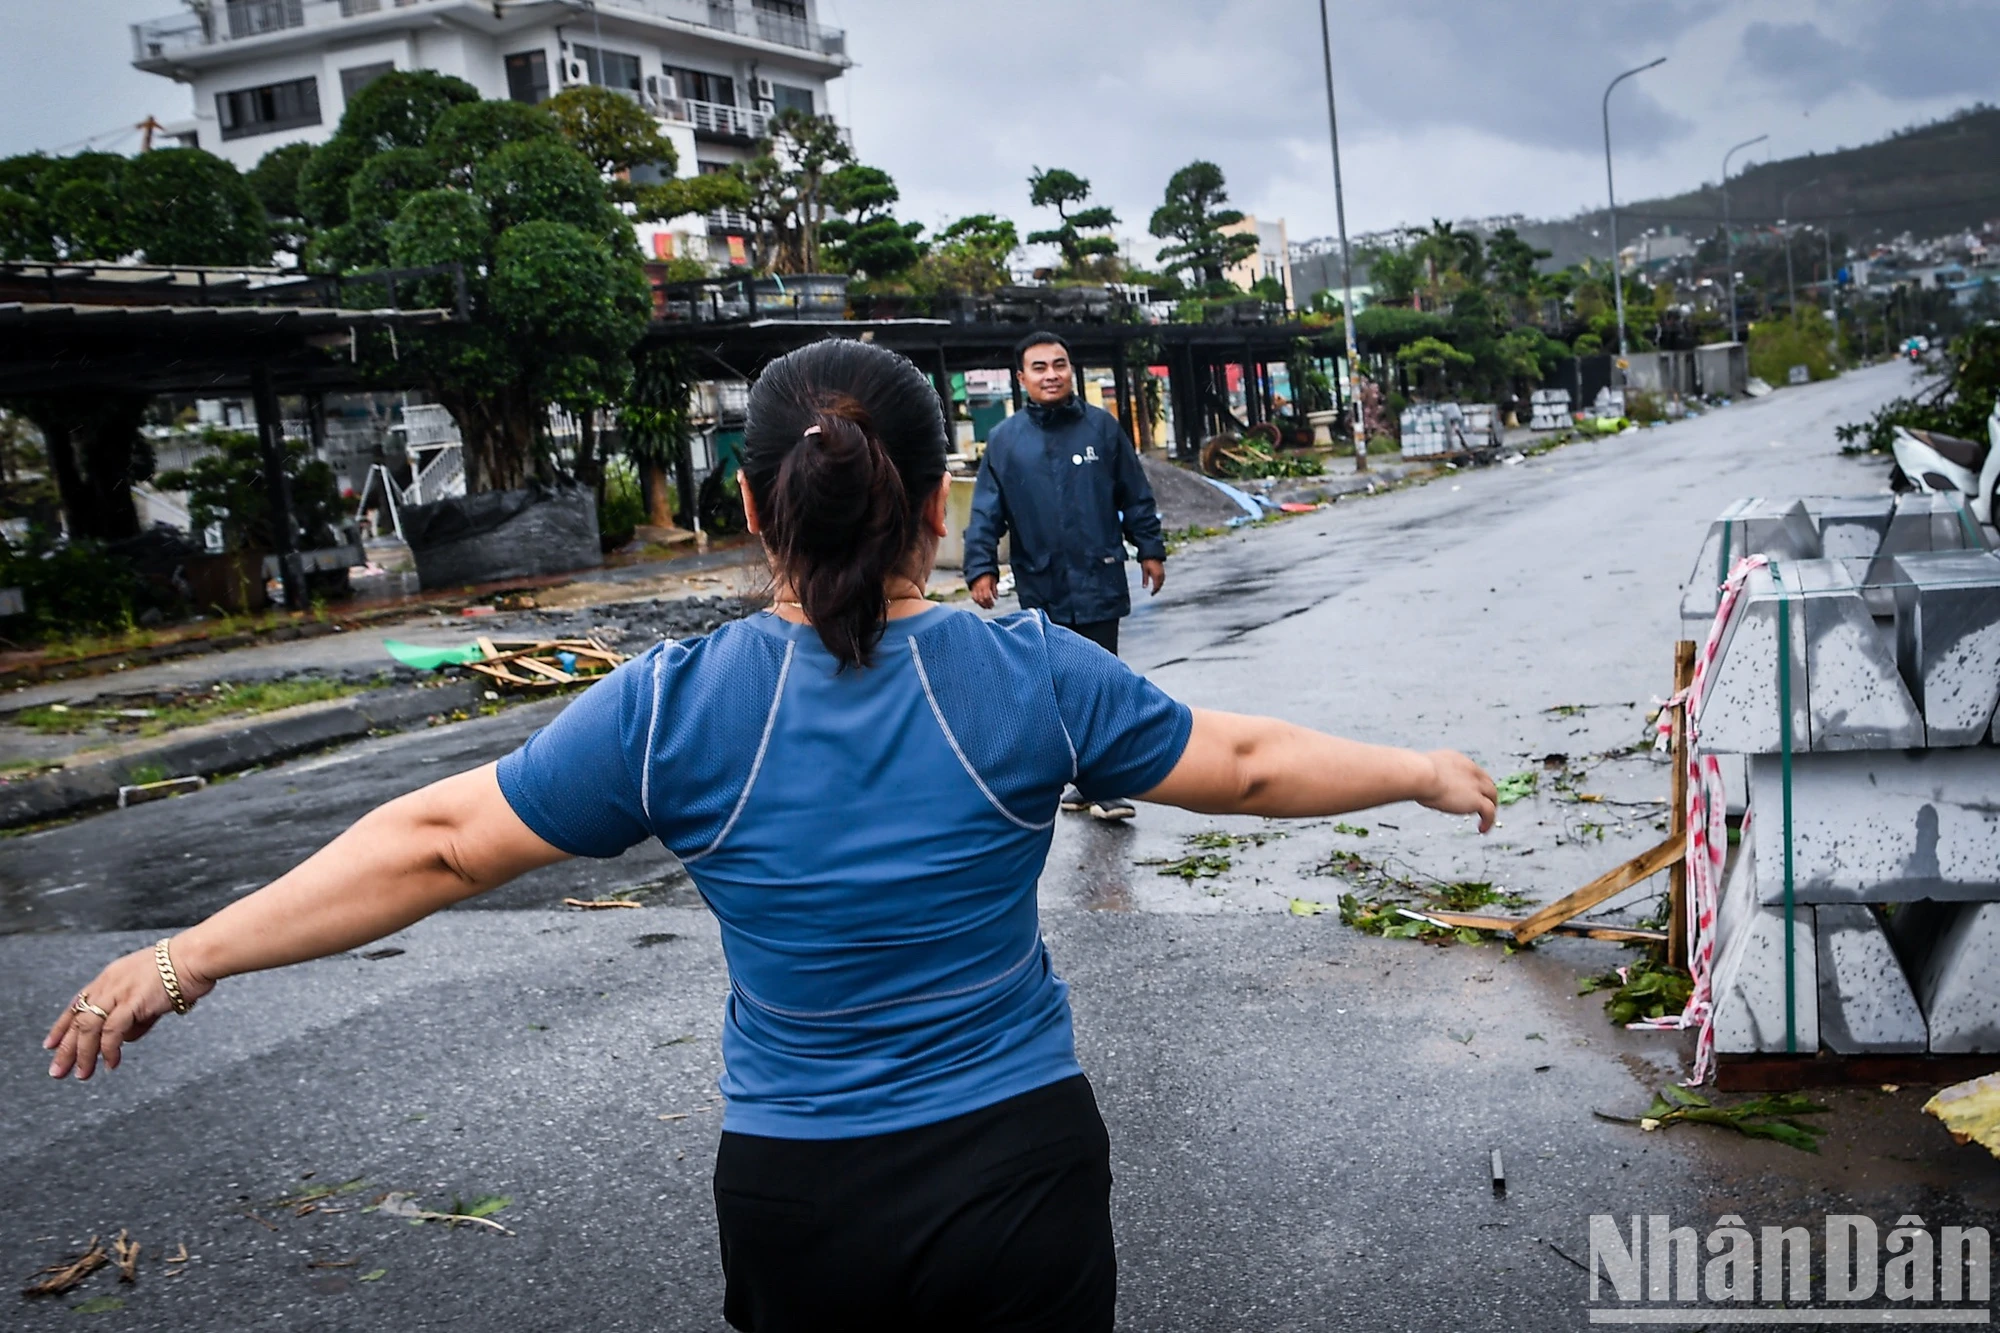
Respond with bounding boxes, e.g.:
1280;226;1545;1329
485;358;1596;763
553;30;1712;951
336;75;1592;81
1890;403;2000;524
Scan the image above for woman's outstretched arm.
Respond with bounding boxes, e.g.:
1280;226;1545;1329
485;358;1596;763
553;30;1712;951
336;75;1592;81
44;762;566;1081
1140;707;1498;830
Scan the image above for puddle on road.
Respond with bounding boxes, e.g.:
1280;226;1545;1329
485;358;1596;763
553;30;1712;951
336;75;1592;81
1062;821;1135;911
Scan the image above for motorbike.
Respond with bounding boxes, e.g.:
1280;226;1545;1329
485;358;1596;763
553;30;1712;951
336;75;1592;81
1889;403;2000;525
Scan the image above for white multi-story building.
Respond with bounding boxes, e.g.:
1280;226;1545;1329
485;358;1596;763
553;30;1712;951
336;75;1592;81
131;0;849;255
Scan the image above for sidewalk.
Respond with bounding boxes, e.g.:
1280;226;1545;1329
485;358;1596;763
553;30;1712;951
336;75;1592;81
0;545;771;714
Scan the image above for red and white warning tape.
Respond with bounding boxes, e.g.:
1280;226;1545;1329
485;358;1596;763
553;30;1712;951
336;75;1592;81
1632;554;1769;1084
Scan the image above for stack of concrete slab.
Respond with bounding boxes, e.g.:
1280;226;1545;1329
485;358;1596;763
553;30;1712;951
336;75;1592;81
1528;387;1570;432
1399;403;1497;457
1399;404;1452;458
1681;492;1990;629
1687;504;2000;1056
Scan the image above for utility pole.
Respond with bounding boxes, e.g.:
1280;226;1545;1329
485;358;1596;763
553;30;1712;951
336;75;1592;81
1601;57;1665;363
1720;134;1767;342
1317;0;1366;472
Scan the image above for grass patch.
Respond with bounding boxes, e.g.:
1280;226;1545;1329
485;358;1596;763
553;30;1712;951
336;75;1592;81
7;678;363;740
1163;524;1227;554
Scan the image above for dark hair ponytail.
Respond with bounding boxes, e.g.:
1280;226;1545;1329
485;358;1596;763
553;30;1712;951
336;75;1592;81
741;340;949;667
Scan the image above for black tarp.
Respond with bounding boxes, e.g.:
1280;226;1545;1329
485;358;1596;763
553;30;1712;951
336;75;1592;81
402;480;601;590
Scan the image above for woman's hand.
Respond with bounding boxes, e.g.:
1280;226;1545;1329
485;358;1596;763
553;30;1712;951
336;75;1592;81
44;943;215;1081
39;765;565;1084
1418;750;1498;833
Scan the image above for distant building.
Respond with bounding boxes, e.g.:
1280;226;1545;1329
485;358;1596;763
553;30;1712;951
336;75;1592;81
129;0;850;259
1221;216;1292;303
1618;230;1695;271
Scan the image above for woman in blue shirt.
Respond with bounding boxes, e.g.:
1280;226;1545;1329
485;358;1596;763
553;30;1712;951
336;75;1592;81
45;340;1495;1331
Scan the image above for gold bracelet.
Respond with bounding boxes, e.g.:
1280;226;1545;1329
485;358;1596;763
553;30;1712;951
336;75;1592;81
154;938;190;1015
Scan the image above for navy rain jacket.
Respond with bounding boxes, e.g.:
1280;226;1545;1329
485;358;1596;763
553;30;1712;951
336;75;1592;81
963;396;1166;625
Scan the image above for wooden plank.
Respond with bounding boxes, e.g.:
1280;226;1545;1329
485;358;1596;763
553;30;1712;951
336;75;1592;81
465;660;536;686
1417;909;1667;944
1511;836;1686;944
475;636;499;660
513;656;575;684
1668;640;1696;969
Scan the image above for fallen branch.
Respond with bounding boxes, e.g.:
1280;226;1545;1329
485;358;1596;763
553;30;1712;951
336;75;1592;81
374;1192;516;1237
563;897;642;910
22;1236;108;1296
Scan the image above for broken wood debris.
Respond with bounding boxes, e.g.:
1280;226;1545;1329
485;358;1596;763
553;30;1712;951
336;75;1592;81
563;897;642;910
1509;837;1685;945
462;637;626;691
112;1230;139;1283
1405;908;1666;944
22;1236;108;1296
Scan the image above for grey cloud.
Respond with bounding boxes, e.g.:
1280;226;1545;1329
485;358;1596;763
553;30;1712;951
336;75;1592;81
1739;20;1863;106
1853;1;2000;100
1739;4;2000;107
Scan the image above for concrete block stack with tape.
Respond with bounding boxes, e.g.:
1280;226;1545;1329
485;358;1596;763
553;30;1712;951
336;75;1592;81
1680;492;2000;1056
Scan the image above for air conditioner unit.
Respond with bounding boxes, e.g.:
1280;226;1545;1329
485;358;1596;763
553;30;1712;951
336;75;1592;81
755;98;775;115
754;76;773;100
642;72;679;113
559;55;589;87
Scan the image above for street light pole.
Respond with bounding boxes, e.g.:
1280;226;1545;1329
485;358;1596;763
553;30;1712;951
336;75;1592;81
1720;134;1767;342
1601;57;1665;363
1317;0;1367;472
1780;178;1820;314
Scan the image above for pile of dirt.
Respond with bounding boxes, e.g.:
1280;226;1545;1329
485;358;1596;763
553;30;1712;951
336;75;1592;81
1139;456;1247;532
501;594;762;650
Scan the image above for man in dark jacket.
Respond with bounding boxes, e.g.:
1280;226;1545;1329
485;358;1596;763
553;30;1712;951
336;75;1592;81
964;330;1167;820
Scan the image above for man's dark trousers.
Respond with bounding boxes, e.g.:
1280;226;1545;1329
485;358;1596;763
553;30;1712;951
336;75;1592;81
1063;619;1119;656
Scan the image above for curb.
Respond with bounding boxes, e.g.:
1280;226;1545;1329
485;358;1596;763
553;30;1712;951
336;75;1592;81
0;680;485;830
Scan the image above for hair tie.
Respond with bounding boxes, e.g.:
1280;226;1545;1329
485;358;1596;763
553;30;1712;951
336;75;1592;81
802;425;823;440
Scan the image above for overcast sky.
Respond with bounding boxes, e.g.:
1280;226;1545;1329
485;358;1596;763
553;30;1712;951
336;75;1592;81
9;1;1998;257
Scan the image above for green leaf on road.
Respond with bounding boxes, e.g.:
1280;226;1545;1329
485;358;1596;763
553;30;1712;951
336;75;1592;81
1288;897;1333;916
70;1296;124;1314
1495;772;1539;805
359;1268;387;1283
1146;853;1232;881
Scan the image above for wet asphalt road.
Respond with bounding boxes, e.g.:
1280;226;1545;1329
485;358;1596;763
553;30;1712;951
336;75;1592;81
5;362;1998;1331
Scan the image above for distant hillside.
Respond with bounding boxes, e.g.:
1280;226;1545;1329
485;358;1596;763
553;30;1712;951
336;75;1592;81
1516;105;2000;267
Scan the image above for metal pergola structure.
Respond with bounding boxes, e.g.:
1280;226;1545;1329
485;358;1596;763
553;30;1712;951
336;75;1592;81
0;263;462;607
638;316;1355;457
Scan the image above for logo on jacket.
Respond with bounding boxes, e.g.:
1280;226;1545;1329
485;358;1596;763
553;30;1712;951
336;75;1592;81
1072;446;1099;465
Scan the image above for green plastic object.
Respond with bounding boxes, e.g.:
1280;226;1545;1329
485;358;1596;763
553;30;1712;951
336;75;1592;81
384;638;484;671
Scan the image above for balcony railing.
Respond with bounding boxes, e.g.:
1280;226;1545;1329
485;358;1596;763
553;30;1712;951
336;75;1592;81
135;0;845;63
683;98;767;140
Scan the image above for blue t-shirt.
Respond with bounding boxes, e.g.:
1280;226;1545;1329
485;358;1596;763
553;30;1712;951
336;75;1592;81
496;605;1192;1139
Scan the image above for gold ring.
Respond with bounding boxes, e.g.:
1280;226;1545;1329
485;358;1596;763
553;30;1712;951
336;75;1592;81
72;994;110;1020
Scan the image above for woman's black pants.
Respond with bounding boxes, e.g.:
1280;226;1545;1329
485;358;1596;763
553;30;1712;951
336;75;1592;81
713;1074;1116;1332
